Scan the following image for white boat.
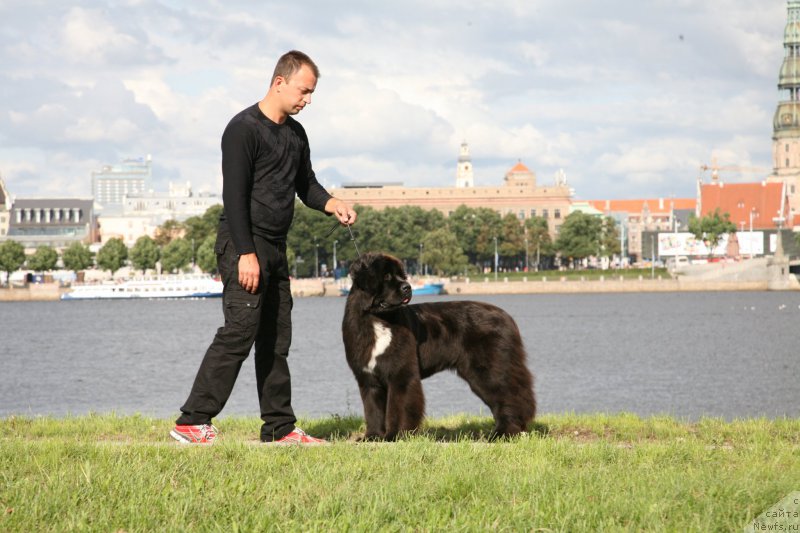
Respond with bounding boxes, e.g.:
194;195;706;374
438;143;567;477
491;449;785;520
339;281;445;296
61;274;223;300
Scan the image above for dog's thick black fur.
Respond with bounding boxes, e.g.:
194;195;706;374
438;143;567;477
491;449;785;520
342;252;536;440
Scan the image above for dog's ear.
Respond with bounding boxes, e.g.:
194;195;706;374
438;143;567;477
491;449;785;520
350;253;378;291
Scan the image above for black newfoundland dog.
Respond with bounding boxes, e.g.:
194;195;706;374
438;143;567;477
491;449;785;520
342;252;536;440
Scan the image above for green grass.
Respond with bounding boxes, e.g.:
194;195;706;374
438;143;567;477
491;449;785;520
2;413;798;532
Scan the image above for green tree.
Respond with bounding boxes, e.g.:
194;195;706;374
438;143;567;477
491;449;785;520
449;205;480;261
599;216;622;258
129;235;160;273
161;237;193;273
471;208;503;263
201;204;223;233
688;209;737;257
288;201;338;277
96;238;129;275
154;219;184;246
499;213;525;264
524;216;553;270
195;234;218;273
554;211;602;267
183;204;223;245
422;227;468;276
26;246;58;272
0;240;26;285
62;242;94;273
380;206;445;269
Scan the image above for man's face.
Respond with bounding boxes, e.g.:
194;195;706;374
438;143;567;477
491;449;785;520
277;64;317;116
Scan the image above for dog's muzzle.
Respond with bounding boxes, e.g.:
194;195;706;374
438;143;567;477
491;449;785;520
400;282;412;304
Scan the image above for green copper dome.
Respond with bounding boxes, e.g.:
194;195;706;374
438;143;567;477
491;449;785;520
779;56;800;87
773;101;800;137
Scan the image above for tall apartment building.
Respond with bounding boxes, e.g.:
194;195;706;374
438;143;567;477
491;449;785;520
92;155;152;209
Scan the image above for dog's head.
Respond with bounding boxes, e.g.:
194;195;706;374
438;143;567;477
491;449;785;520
348;252;412;312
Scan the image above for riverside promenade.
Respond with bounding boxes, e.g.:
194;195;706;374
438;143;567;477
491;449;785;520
3;258;799;301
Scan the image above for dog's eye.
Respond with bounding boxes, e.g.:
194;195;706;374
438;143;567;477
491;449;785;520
384;273;392;281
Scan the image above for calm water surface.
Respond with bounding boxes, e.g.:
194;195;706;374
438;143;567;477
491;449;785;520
1;291;797;420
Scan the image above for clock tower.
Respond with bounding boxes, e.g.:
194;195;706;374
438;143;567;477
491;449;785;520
770;0;800;219
455;141;474;188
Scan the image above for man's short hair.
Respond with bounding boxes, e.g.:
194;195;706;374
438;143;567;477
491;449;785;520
271;50;319;85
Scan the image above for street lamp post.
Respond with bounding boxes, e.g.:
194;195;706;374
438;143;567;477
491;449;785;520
493;236;498;282
314;239;319;278
524;233;529;272
333;240;338;277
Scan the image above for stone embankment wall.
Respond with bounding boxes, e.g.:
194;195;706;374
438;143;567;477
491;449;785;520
444;277;772;295
0;283;65;301
2;270;797;302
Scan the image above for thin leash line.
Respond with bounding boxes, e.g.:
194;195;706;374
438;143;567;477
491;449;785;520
325;221;361;258
346;224;361;257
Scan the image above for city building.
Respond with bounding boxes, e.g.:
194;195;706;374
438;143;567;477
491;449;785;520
97;181;221;246
768;0;800;222
122;181;221;220
455;141;474;188
0;175;10;238
699;181;790;231
96;214;159;246
5;197;96;250
328;143;574;238
587;198;696;263
92;155;152;209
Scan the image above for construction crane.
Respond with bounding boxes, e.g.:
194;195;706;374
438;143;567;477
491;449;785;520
699;161;769;182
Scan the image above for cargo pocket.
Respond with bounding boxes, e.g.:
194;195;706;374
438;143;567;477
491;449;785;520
224;291;261;330
214;237;227;255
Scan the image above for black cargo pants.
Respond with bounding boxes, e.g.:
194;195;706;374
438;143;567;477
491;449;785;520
176;227;296;442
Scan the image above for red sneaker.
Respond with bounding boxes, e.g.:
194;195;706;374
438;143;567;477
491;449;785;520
265;427;328;446
170;424;218;444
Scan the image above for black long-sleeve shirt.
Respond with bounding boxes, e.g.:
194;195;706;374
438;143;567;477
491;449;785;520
219;103;332;255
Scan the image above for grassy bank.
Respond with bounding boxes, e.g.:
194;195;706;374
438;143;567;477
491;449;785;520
2;413;798;532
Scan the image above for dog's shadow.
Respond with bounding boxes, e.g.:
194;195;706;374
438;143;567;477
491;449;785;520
308;416;549;443
417;420;549;442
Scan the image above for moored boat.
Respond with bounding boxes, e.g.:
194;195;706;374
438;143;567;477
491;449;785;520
339;282;444;297
60;274;223;300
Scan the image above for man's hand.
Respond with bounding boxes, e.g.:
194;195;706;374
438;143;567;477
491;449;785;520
325;198;357;225
238;253;260;294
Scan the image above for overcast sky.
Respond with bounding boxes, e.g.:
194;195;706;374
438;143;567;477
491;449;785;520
0;0;790;202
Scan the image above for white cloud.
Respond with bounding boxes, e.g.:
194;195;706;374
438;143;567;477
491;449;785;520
0;0;790;203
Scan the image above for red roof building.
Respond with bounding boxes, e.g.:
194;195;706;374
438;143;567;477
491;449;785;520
699;181;790;230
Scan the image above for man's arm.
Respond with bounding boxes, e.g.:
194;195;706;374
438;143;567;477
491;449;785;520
221;120;260;294
221;121;257;256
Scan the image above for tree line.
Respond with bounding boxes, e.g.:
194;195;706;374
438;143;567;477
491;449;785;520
0;205;224;284
5;201;760;284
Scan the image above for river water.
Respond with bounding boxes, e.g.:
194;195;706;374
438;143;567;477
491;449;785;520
1;291;797;421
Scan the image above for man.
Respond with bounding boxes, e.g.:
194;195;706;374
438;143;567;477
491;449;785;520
171;50;357;445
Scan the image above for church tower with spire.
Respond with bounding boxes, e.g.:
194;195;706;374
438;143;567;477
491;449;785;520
770;0;800;219
455;141;474;188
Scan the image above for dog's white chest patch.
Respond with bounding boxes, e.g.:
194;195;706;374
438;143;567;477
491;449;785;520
364;321;392;373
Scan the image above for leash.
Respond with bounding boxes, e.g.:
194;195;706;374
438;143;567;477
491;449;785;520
325;221;361;258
